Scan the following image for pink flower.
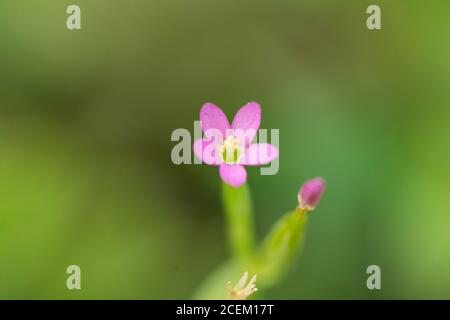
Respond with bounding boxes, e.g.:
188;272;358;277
298;177;325;210
193;102;279;187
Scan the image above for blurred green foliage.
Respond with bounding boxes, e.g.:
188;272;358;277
0;0;449;299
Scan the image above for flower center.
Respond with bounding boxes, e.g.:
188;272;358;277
220;136;242;164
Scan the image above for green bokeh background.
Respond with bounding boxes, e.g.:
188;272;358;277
1;0;449;299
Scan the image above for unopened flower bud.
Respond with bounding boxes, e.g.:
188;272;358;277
298;177;325;210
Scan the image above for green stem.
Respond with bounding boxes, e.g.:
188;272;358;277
256;207;308;286
221;182;255;261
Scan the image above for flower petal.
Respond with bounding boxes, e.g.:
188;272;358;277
200;102;230;139
193;139;223;165
241;143;278;165
219;164;247;187
231;102;261;145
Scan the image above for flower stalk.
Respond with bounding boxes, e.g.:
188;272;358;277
221;182;255;261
